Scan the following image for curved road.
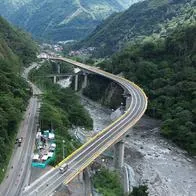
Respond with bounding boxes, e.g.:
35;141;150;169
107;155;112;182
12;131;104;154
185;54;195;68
22;57;148;196
0;64;42;196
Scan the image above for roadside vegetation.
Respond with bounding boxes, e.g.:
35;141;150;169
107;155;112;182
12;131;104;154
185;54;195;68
129;186;148;196
93;168;123;196
93;167;148;196
98;24;196;155
0;16;37;182
0;60;31;182
29;61;93;164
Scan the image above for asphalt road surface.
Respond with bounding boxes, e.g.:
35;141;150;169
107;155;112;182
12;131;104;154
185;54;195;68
0;64;42;196
22;57;147;196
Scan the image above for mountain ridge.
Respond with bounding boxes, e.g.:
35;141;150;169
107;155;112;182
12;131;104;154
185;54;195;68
0;16;37;66
0;0;143;41
97;24;196;154
77;0;196;57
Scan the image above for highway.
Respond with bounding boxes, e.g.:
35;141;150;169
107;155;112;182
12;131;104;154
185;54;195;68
0;64;42;196
22;57;148;196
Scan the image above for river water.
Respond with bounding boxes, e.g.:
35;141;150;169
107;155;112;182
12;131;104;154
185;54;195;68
58;79;196;196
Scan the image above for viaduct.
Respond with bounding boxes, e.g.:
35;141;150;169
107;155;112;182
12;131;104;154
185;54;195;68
22;56;148;196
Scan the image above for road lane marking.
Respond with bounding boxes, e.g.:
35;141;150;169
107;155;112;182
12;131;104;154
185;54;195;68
24;57;148;196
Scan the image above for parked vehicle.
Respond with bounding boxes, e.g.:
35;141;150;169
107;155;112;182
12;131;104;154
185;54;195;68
16;137;23;147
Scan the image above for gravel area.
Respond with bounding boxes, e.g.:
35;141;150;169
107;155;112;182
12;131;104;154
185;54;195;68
81;98;196;196
51;78;196;196
125;117;196;196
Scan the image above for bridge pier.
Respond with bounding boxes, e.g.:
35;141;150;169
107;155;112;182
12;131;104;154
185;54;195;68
78;171;83;182
75;74;79;91
114;140;124;169
123;166;130;195
53;75;57;84
57;64;61;74
82;73;88;89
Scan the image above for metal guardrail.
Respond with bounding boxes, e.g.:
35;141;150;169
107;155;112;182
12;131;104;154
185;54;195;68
22;57;148;196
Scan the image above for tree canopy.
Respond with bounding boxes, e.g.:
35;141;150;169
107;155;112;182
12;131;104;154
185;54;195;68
99;24;196;155
0;16;37;181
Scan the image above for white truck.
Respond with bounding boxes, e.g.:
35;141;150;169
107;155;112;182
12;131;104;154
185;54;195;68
59;164;68;174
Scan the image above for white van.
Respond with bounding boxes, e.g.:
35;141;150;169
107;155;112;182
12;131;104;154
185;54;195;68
59;164;68;174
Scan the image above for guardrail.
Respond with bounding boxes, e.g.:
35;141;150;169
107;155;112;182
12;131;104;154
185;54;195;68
23;57;148;196
49;57;148;169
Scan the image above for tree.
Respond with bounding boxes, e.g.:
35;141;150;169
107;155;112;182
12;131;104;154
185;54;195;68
129;186;148;196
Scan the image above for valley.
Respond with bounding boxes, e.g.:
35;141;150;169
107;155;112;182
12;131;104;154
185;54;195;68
0;0;143;41
0;0;196;195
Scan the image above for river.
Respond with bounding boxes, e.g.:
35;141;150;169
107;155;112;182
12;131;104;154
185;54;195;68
58;78;196;196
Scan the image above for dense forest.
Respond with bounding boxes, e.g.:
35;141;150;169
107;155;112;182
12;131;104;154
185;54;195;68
0;0;136;41
0;16;37;181
78;0;195;57
29;61;93;163
98;24;196;155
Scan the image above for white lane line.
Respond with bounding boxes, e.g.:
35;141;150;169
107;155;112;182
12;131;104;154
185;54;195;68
23;80;138;194
26;81;144;194
26;57;147;196
30;84;142;196
24;83;139;195
40;89;142;195
66;85;137;165
5;99;37;196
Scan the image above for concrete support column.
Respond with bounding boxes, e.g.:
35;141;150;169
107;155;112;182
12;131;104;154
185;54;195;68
75;74;79;91
82;74;88;89
123;166;130;195
53;76;57;84
57;64;60;74
114;140;125;169
83;167;92;196
78;171;83;182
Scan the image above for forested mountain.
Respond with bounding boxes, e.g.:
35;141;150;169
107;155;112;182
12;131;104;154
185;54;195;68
98;24;196;154
78;0;196;57
0;0;31;18
0;17;37;66
0;16;37;181
0;0;142;41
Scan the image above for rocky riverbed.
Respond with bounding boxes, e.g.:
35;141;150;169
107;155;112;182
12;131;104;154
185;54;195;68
80;97;196;196
57;78;196;196
125;117;196;196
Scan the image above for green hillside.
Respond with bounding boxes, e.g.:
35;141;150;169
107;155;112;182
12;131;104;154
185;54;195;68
0;0;142;41
0;17;37;66
99;24;196;154
78;0;196;57
0;16;37;182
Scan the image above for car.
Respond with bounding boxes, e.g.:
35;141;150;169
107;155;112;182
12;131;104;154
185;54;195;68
59;164;68;174
18;137;23;147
